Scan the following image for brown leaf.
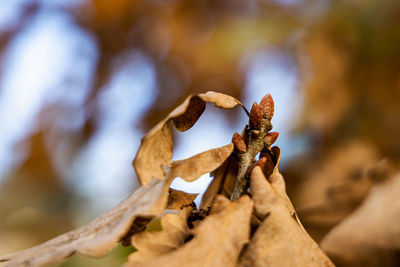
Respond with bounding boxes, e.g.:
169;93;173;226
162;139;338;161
127;195;253;267
167;189;198;210
238;167;334;267
133;91;243;186
320;173;400;267
129;206;193;265
293;142;380;241
0;178;170;267
200;155;239;209
168;143;234;182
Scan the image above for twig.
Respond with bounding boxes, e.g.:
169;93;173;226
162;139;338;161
230;95;275;201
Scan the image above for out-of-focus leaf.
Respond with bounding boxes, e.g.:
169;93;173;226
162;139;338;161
0;178;170;267
126;195;253;267
167;189;197;210
129;206;193;265
238;167;334;267
133;91;243;186
321;173;400;267
294;142;380;241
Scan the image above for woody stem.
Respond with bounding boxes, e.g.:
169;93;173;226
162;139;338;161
230;119;272;201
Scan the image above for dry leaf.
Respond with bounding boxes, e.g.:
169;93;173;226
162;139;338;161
169;143;234;182
127;195;253;267
129;206;193;264
238;167;334;267
320;173;400;267
167;189;198;210
133;91;243;185
0;178;170;267
267;147;297;220
200;155;238;209
294;142;380;241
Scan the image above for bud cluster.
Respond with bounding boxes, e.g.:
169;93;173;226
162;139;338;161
231;93;280;200
231;94;279;154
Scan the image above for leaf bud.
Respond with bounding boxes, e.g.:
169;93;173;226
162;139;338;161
232;132;247;153
259;94;274;120
264;132;279;147
249;102;263;130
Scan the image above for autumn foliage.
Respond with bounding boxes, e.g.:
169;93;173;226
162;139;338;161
2;92;400;267
0;92;335;266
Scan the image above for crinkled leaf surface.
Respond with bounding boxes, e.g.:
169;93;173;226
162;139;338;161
127;195;253;267
133;91;243;185
167;188;198;210
200;155;238;209
0;178;170;267
129;206;193;265
238;167;334;267
321;173;400;267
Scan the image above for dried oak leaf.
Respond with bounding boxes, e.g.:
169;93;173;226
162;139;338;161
129;206;193;265
0;178;170;267
126;195;253;267
133;91;243;185
320;173;400;267
169;143;234;182
200;155;239;209
167;188;198;210
238;167;334;267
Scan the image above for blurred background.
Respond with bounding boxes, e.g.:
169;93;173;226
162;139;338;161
0;0;399;266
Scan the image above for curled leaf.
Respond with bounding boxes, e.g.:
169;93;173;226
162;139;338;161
0;178;170;267
169;143;234;182
133;91;243;186
129;206;193;265
167;189;198;210
200;155;239;209
238;167;334;267
127;195;253;267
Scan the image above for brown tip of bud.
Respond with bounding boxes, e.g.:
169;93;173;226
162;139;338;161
264;132;279;147
249;102;262;130
232;132;247;153
259;94;274;120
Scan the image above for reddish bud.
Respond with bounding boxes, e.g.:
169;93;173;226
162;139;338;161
259;94;274;120
232;132;247;153
249;154;274;179
264;132;279;147
249;102;263;130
